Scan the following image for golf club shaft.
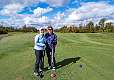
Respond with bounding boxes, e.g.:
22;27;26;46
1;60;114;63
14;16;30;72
51;45;54;68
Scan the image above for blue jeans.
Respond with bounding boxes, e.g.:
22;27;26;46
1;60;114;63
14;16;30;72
46;47;56;68
34;50;44;72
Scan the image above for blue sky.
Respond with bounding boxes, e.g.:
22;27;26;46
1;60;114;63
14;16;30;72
0;0;114;28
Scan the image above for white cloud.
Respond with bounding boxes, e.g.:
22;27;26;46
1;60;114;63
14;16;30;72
0;0;38;8
50;12;65;28
23;12;65;28
67;2;114;21
0;0;68;28
33;7;53;16
0;15;25;27
53;12;65;22
0;3;23;15
23;16;32;25
37;16;49;23
44;0;70;7
0;0;70;8
23;15;49;25
105;19;114;24
0;0;39;16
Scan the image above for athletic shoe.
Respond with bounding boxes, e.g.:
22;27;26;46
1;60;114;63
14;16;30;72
39;68;43;72
34;72;38;76
53;67;56;69
52;68;56;71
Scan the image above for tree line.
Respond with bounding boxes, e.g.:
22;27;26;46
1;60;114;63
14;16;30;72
0;18;114;34
0;25;37;34
58;18;114;33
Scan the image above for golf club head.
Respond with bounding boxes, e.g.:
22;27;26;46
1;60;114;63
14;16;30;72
51;70;57;80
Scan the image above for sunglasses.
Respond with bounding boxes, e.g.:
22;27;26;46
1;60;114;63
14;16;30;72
48;29;52;30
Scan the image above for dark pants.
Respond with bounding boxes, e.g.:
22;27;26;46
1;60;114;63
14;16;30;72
46;47;56;68
34;50;44;73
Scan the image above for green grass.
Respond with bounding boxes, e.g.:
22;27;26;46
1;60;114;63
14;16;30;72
0;32;114;80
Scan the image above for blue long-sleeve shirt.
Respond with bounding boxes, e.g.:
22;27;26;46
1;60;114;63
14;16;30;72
44;33;57;49
34;34;45;50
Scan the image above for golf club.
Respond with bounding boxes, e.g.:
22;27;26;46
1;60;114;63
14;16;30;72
50;45;57;80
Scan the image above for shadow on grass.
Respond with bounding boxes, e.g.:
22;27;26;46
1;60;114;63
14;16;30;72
0;53;8;59
44;57;81;71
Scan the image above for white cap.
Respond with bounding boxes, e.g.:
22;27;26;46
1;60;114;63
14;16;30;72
38;27;44;34
36;27;44;31
39;27;44;31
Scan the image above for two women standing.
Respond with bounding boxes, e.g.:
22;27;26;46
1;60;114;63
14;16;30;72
33;26;57;76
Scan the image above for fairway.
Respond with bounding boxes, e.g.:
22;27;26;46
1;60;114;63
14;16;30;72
0;32;114;80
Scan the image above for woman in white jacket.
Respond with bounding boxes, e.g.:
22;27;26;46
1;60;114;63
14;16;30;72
34;28;45;76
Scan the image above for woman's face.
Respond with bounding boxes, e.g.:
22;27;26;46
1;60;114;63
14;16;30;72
38;29;44;34
41;29;44;33
48;28;53;34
